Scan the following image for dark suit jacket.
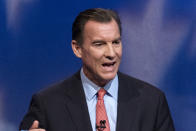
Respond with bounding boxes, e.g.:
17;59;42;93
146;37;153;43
19;71;175;131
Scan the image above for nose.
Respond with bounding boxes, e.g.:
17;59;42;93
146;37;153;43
105;43;115;60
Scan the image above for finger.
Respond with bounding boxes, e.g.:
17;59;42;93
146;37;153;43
29;129;46;131
30;120;39;129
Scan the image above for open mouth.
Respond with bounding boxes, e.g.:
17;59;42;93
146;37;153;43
102;62;116;67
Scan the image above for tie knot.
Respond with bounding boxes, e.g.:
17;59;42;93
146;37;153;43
97;88;106;100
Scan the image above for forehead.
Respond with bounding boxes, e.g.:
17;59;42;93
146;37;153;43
83;20;120;41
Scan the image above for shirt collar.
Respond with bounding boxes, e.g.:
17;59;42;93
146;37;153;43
80;68;118;101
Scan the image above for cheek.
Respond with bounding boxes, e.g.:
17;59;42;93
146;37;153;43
119;46;123;57
83;53;100;67
116;48;122;58
88;51;103;62
82;48;103;66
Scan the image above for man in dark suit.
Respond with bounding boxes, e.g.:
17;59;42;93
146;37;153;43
20;8;175;131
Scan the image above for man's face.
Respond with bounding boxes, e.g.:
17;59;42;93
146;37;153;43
73;20;122;86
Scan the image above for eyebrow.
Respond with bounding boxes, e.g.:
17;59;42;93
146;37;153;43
113;37;121;42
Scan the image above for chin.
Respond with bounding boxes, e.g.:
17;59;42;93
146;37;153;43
101;72;117;81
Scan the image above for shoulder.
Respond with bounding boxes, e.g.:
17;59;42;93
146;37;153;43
117;72;174;130
118;72;169;113
118;72;165;98
34;71;81;99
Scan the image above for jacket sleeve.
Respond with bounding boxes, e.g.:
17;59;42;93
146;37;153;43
19;94;47;130
155;93;175;131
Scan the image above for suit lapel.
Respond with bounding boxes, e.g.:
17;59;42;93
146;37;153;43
116;73;140;131
62;71;140;131
63;72;92;131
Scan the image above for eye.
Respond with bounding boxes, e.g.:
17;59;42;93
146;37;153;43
112;40;121;45
93;41;105;47
94;42;103;46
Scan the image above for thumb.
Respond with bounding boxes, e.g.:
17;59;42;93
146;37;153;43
30;120;39;129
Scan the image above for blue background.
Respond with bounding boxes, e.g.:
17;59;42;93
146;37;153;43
0;0;195;130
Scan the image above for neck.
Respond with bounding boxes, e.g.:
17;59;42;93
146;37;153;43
82;68;109;87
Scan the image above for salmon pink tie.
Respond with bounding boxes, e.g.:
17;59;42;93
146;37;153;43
96;88;110;131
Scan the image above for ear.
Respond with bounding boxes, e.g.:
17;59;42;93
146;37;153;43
71;40;82;58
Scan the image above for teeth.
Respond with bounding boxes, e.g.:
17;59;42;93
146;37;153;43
102;62;115;66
